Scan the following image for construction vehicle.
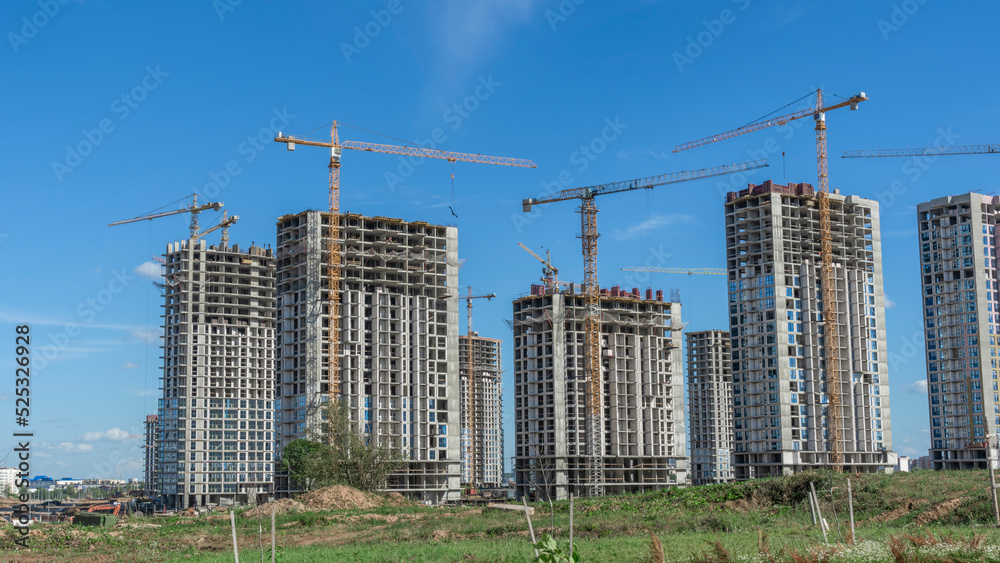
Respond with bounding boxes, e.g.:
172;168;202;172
521;159;768;496
274;122;534;412
674;89;869;474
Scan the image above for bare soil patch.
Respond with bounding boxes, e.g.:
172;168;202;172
915;497;965;525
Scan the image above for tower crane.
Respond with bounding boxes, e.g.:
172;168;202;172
273;122;535;417
842;144;1000;159
674;89;869;474
621;266;726;275
460;286;496;487
521;159;768;497
109;194;222;239
518;242;567;291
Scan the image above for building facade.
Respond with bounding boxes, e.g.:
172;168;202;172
513;285;686;500
274;211;461;504
725;180;895;479
143;414;158;498
0;467;17;494
459;334;504;487
158;239;276;509
686;330;734;485
917;193;1000;469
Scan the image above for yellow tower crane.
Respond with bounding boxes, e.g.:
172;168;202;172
521;159;768;497
274;122;535;411
109;194;223;239
460;286;496;487
675;89;869;474
518;242;567;292
621;266;726;275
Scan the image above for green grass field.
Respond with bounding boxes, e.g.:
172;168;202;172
3;470;1000;562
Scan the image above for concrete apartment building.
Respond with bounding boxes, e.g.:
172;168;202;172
274;211;461;504
0;467;17;494
725;180;895;479
143;414;158;498
512;284;687;500
686;330;735;485
459;334;504;487
157;239;276;509
916;193;1000;470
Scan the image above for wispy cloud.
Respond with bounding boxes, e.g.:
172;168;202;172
83;428;138;442
130;327;159;344
47;442;94;453
907;380;928;394
134;261;162;280
428;1;538;76
122;362;139;369
614;214;695;240
885;296;896;309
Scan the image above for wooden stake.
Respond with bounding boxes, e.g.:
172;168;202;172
810;483;828;543
523;496;539;558
807;487;818;525
569;493;574;557
271;508;276;563
847;478;855;544
230;510;240;563
989;436;1000;526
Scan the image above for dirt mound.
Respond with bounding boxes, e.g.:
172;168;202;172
298;485;382;510
245;498;305;518
383;492;413;507
915;497;965;525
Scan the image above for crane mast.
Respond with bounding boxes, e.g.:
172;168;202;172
522;159;768;497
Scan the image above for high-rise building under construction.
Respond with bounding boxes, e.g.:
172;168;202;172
273;210;461;504
459;333;504;487
725;180;895;478
916;193;1000;469
158;239;276;509
512;284;687;500
686;330;734;485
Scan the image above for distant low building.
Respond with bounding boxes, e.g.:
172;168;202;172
0;467;17;494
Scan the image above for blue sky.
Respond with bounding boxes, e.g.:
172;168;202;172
2;0;998;479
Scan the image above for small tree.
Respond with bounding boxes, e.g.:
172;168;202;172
280;400;405;494
279;439;331;492
322;399;404;494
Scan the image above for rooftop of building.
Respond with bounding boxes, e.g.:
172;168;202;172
726;180;844;203
275;209;453;230
514;283;676;304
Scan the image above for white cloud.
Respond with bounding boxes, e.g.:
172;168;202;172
885;297;896;308
56;442;94;453
83;428;137;442
902;437;911;444
132;389;157;397
121;362;139;369
615;214;695;240
130;328;159;344
134;261;163;280
907;380;928;394
899;446;918;456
